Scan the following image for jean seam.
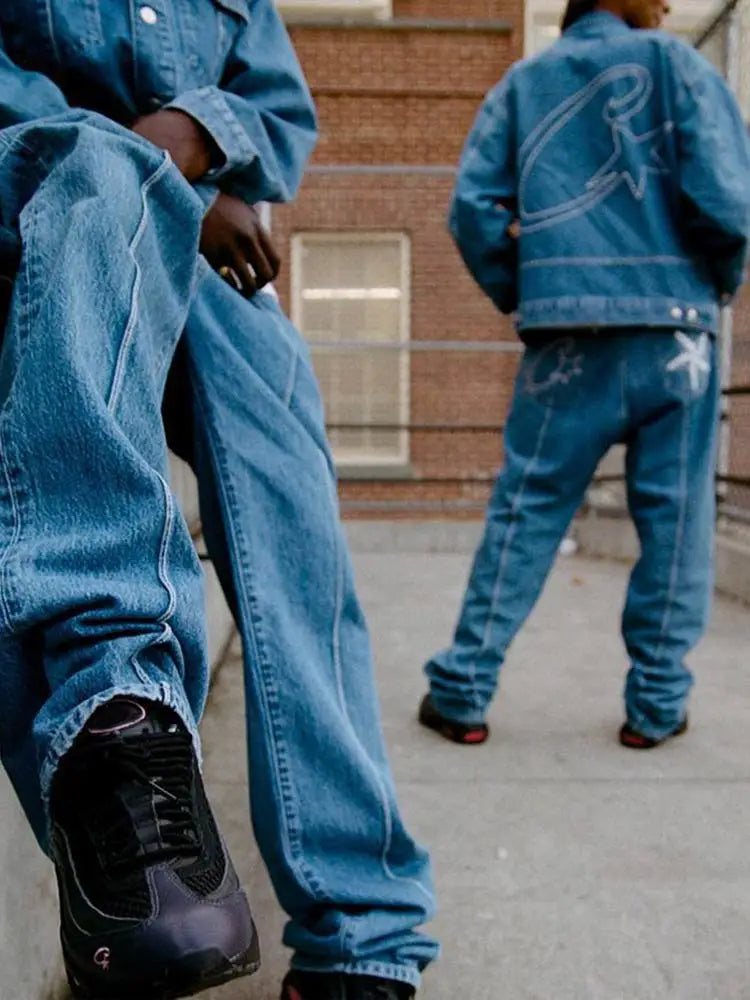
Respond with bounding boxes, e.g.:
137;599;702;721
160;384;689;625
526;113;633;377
283;339;300;410
107;152;173;414
0;196;44;634
330;467;347;713
321;454;434;907
155;474;178;624
653;401;690;665
0;421;21;633
43;0;63;64
290;959;421;988
192;380;327;900
473;403;554;708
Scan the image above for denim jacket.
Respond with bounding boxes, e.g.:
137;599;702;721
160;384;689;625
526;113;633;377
450;12;750;335
0;0;317;207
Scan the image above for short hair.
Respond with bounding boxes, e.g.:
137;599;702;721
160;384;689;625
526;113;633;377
560;0;597;30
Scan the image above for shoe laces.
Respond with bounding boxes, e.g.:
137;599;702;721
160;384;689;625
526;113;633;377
74;730;201;876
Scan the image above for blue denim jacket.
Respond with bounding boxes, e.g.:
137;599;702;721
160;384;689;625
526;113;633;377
451;12;750;335
0;0;317;206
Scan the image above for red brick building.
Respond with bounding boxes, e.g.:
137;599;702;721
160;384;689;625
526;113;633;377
273;1;525;516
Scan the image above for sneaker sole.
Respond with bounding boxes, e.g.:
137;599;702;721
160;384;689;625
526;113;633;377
418;694;489;745
619;717;688;750
64;934;261;1000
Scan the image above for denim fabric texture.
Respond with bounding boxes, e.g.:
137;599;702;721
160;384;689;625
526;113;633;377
426;330;720;740
0;0;437;984
450;12;750;333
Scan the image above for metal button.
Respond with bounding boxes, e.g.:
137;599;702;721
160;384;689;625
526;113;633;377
139;6;158;24
670;306;683;320
687;308;699;322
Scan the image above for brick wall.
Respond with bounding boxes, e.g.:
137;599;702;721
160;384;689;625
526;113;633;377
726;283;750;514
274;1;525;515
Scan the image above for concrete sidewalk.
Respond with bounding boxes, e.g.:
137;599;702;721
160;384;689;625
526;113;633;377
201;551;750;1000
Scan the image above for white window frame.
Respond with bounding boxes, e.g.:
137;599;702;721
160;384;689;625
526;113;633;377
291;231;411;470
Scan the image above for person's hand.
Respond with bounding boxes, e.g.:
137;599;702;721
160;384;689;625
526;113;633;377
131;109;217;182
497;197;520;240
200;193;280;297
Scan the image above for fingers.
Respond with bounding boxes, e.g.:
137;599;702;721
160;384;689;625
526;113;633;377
231;246;258;298
258;226;281;282
218;264;243;294
239;231;277;290
202;195;282;297
216;254;257;298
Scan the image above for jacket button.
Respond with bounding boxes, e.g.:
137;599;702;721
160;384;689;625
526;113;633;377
139;5;158;24
687;308;699;322
670;307;683;320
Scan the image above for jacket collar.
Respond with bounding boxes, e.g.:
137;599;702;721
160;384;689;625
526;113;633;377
564;10;634;38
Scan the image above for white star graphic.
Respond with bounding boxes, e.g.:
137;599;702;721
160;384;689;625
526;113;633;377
587;121;674;201
665;331;710;392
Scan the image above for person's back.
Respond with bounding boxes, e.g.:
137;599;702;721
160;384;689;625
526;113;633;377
418;2;750;753
451;10;750;334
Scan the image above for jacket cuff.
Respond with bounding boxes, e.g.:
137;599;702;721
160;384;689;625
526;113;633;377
166;87;257;178
192;182;220;214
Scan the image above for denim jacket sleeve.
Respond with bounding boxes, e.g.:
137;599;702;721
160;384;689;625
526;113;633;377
449;76;518;314
166;0;317;205
671;42;750;299
0;27;69;129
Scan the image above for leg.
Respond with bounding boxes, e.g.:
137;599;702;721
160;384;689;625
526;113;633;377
425;336;623;725
0;115;258;999
0;114;209;837
181;278;438;989
622;331;720;740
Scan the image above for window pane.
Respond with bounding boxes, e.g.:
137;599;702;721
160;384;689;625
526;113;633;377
294;235;409;466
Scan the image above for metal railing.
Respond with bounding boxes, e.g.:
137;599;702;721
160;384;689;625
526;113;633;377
313;4;750;517
695;0;750;518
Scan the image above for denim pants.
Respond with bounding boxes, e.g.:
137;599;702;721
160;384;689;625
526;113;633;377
0;112;437;986
426;330;719;740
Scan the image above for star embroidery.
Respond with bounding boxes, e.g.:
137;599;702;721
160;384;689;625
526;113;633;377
665;331;710;392
587;121;674;201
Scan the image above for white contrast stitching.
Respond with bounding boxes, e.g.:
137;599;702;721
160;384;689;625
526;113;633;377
107;154;172;413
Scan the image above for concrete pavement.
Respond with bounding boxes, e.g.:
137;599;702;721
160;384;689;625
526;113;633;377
200;547;750;1000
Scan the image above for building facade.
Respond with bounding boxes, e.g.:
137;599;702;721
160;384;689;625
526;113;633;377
272;0;524;516
272;0;740;517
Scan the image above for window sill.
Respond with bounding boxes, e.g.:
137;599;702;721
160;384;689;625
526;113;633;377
337;462;415;481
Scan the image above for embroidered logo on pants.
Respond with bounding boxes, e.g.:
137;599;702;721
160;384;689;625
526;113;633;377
665;331;710;393
524;338;584;395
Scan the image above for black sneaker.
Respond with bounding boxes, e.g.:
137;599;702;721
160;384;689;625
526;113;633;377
418;693;489;745
619;716;688;750
50;697;260;999
281;970;415;1000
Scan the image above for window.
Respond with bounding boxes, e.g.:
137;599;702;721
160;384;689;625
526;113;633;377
292;234;410;470
276;0;391;21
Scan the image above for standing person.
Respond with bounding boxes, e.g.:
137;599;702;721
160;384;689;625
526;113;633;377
419;0;750;749
0;3;437;999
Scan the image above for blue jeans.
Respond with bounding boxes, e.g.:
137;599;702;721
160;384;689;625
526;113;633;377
426;330;719;741
0;113;437;986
